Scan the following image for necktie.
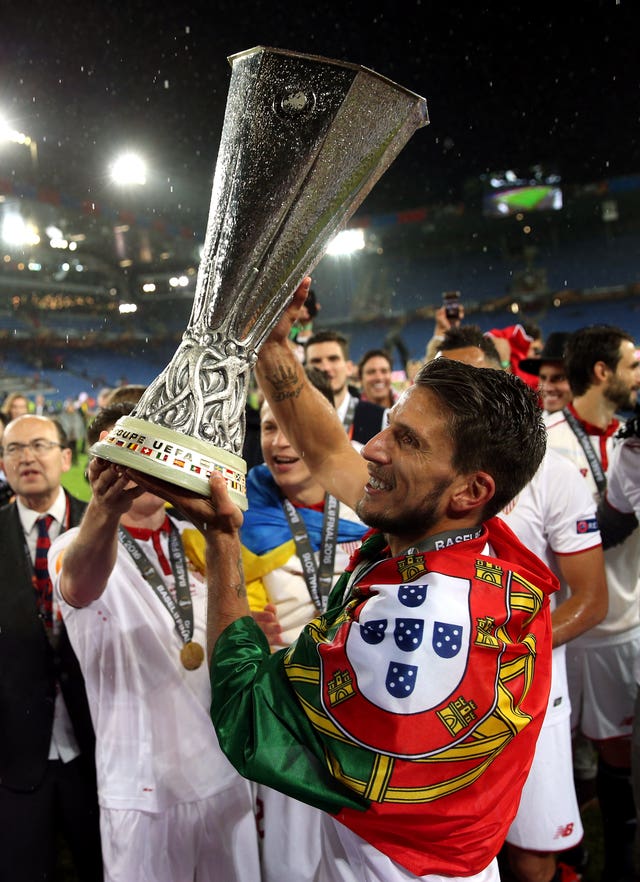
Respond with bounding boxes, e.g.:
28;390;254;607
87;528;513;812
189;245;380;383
34;514;54;628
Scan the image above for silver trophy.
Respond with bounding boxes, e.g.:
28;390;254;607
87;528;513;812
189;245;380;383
91;46;428;509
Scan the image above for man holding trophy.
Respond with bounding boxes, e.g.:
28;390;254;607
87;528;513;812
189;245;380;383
83;47;556;880
168;317;556;881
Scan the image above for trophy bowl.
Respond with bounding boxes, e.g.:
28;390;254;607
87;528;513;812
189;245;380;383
91;47;428;510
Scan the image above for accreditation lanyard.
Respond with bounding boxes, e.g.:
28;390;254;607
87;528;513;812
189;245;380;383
342;395;357;432
340;524;485;604
282;493;340;612
118;521;194;646
561;406;607;497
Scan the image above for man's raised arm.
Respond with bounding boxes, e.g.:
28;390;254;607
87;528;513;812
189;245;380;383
255;278;368;510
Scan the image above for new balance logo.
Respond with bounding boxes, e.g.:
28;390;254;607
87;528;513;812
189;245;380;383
554;822;575;839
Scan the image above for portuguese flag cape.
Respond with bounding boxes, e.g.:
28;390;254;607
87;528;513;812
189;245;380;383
211;516;557;877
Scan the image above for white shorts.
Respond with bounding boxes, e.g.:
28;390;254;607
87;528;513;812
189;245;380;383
506;714;583;851
318;815;500;882
566;633;640;740
100;786;261;882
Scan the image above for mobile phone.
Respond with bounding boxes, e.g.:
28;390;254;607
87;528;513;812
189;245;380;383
442;291;462;321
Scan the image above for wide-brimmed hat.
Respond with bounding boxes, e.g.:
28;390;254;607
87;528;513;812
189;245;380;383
520;331;570;376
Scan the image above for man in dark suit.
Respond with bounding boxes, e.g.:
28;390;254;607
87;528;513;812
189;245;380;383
0;414;102;881
305;330;387;446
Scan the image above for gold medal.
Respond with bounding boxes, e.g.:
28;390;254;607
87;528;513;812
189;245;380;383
180;641;205;670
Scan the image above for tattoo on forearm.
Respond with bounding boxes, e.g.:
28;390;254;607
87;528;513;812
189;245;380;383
233;555;246;600
265;366;304;402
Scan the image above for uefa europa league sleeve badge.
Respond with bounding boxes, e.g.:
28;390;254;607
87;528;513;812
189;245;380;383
91;47;428;509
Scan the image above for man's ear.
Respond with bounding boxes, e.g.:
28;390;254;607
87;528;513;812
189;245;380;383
592;360;611;385
449;472;495;514
61;446;73;474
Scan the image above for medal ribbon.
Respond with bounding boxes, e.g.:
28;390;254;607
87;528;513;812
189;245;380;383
118;520;194;646
282;493;340;611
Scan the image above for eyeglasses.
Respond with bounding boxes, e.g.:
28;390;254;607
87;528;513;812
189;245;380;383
1;440;65;459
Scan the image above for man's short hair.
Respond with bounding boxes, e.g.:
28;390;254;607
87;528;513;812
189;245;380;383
305;330;350;360
87;402;135;446
105;385;146;407
305;367;334;405
521;321;542;342
2;414;69;449
414;358;546;520
565;325;635;396
439;326;502;369
304;288;320;319
51;419;70;449
357;349;393;379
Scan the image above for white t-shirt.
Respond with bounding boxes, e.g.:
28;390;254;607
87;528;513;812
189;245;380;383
50;518;246;813
605;435;640;517
499;446;601;574
320;816;500;882
545;409;640;639
601;435;640;684
498;447;602;723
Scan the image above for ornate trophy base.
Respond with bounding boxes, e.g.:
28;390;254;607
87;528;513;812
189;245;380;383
90;417;248;510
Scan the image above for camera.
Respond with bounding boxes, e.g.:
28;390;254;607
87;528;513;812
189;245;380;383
442;290;462;321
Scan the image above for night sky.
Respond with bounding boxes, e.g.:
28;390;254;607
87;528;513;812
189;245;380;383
1;0;638;229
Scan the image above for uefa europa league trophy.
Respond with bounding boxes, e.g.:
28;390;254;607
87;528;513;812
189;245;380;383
91;46;428;509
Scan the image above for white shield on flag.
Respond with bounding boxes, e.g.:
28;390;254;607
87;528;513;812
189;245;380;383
344;571;471;714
